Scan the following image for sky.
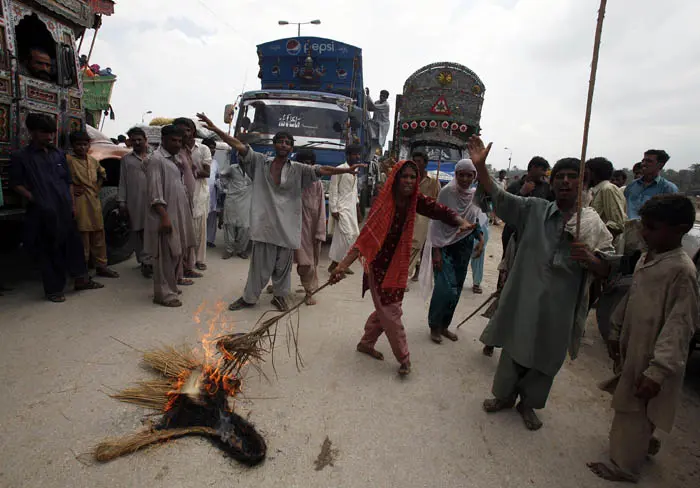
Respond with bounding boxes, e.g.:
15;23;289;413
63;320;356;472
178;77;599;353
88;0;700;171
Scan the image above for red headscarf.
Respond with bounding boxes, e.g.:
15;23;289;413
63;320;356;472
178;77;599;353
353;160;419;290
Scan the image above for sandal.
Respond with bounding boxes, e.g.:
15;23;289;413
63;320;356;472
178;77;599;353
398;361;411;376
74;278;104;291
229;298;254;311
141;264;153;278
46;293;66;303
473;284;483;294
271;296;289;312
516;402;543;431
483;397;516;413
430;329;443;344
177;278;194;286
482;345;495;357
184;269;203;278
356;343;384;360
441;329;458;342
222;251;234;260
96;267;120;278
153;298;182;308
195;262;207;271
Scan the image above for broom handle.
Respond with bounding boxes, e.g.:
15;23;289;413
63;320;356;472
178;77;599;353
576;0;608;238
267;281;333;322
456;292;498;329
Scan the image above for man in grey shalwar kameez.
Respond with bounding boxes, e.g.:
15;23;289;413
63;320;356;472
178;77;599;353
144;126;196;308
467;136;614;430
367;89;391;148
220;157;252;259
197;113;364;312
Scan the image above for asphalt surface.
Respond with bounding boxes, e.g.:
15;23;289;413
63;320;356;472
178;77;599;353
1;225;699;488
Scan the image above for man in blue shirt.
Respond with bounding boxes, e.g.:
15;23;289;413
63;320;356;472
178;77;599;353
624;150;678;219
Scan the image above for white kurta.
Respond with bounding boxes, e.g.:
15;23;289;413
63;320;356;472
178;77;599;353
328;162;359;262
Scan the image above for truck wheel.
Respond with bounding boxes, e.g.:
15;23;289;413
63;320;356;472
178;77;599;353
100;186;133;265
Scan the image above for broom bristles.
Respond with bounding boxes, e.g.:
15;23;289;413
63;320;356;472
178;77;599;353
142;345;201;377
110;380;174;409
94;427;217;462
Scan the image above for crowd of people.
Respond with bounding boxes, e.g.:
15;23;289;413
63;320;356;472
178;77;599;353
7;111;699;484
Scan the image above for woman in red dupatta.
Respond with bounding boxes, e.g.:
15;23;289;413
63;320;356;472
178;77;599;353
330;160;474;375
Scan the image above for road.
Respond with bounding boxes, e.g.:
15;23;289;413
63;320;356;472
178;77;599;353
1;225;699;488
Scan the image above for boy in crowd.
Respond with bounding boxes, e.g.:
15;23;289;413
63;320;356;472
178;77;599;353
67;131;119;278
588;194;699;483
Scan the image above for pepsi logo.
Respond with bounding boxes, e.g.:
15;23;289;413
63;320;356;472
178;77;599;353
286;39;302;55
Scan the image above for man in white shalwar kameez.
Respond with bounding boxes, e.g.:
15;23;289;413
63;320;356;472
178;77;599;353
367;89;391;148
328;144;361;274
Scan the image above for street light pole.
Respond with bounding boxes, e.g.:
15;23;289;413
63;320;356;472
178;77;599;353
504;146;513;172
278;19;321;36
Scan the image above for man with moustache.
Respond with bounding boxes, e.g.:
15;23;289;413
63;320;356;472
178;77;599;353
196;113;365;312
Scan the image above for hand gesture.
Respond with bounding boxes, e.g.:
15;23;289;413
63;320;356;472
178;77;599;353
635;375;661;400
520;180;536;196
196;112;215;130
456;218;476;235
73;185;86;197
348;163;367;175
466;135;493;167
329;265;347;284
570;240;596;265
159;215;173;234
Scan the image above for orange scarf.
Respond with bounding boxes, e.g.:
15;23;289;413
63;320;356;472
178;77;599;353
353;160;419;290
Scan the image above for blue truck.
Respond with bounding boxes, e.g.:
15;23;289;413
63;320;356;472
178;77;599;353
224;37;374;207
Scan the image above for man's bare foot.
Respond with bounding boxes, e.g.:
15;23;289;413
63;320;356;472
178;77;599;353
516;402;543;430
483;397;516;413
304;294;317;306
441;329;458;341
587;462;636;483
356;343;384;360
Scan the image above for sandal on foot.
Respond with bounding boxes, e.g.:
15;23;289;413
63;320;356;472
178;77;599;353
141;264;153;278
184;269;203;278
153;298;182;307
430;329;443;344
441;329;458;341
648;436;661;456
195;262;207;271
229;298;254;311
516;402;543;431
222;251;234;260
586;462;638;483
75;278;104;291
46;293;66;303
473;284;483;294
266;284;274;294
96;267;120;278
483;345;495;357
398;361;411;376
237;252;249;259
177;278;194;286
271;296;289;311
356;344;384;360
482;397;516;413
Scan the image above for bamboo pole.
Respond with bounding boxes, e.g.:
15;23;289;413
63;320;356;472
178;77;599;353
576;0;608;238
86;25;101;65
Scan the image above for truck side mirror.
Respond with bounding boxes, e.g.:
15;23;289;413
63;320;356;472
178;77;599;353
224;104;235;124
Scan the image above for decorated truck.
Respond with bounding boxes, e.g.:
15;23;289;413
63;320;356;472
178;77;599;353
224;36;375;207
0;1;132;262
391;62;486;184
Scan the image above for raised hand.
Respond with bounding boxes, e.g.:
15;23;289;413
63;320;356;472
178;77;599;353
196;113;215;130
466;135;493;167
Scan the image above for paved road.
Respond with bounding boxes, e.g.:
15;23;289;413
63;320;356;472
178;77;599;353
1;225;699;488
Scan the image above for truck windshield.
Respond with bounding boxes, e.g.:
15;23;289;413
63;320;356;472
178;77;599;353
239;99;347;141
413;145;462;162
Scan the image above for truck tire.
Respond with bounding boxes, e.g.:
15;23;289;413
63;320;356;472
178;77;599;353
100;186;133;265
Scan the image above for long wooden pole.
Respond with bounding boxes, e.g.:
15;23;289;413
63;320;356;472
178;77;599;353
576;0;607;238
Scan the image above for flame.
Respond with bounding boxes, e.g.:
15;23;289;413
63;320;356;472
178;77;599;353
165;369;192;412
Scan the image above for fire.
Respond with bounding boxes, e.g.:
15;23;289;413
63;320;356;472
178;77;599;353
165;301;245;412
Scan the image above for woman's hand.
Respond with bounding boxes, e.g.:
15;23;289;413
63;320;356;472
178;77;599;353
329;265;347;284
473;241;484;259
456;217;476;234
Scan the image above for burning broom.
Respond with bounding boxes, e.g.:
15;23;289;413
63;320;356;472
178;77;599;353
94;285;330;465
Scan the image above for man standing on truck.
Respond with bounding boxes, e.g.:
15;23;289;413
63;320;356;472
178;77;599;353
196;113;365;312
367;89;391;148
9;114;103;302
328;144;362;275
118;127;153;278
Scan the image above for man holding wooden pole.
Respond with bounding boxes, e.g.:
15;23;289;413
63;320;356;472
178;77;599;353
468;136;614;431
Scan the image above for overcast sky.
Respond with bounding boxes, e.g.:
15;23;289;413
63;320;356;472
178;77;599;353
89;0;699;170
